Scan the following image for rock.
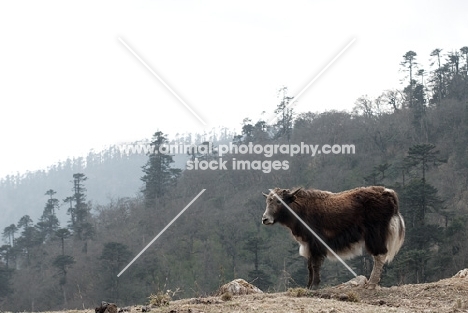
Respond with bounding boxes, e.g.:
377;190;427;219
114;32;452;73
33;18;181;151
216;279;263;296
106;303;118;313
347;275;368;286
335;275;368;288
453;268;468;278
95;302;117;313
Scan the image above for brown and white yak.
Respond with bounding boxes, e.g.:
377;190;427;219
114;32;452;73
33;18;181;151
262;186;405;289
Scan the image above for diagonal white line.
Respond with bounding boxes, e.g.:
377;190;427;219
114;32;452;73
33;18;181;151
269;189;357;278
117;189;206;277
118;37;207;126
268;38;356;124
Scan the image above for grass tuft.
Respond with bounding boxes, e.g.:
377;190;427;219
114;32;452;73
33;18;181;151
148;291;171;307
220;292;233;301
287;287;313;297
346;291;360;303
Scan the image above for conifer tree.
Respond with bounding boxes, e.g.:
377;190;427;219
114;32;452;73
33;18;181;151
401;51;418;108
15;215;41;266
430;48;443;105
99;242;132;300
36;189;60;241
67;174;94;253
55;228;71;255
141;131;181;208
274;86;294;141
398;144;445;283
2;224;18;247
52;254;75;306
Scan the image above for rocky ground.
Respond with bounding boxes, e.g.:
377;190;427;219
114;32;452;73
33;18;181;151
46;269;468;313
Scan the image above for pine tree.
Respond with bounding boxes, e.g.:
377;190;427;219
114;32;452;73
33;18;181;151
429;48;444;105
141;131;181;208
397;144;445;283
99;242;132;300
401;51;418;108
2;224;18;247
15;215;41;266
52;254;75;306
36;189;60;241
244;234;272;291
274;86;295;141
67;174;94;253
55;228;71;255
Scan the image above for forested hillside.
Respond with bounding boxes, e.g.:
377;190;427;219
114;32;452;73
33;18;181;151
0;149;147;233
0;132;227;233
1;48;468;312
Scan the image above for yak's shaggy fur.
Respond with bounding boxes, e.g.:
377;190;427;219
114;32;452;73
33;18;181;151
262;186;405;289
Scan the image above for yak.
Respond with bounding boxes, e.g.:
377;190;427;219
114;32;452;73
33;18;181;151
262;186;405;289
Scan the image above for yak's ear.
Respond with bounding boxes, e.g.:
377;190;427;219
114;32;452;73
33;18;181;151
262;192;269;198
284;188;301;202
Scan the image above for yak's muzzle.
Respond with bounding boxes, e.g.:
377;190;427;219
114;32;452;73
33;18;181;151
262;215;274;225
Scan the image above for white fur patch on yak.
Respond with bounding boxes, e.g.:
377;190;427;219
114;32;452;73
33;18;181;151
385;213;405;263
327;240;365;261
294;235;310;258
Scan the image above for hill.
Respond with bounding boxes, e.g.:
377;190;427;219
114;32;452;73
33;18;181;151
41;270;468;313
0;142;194;232
2;46;468;312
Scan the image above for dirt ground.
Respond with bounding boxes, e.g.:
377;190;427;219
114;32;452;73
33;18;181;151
145;273;468;313
47;271;468;313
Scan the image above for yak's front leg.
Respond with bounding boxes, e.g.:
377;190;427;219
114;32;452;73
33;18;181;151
307;256;324;289
307;258;313;288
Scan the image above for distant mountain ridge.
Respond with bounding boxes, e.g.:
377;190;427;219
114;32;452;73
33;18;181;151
0;129;236;234
0;145;190;233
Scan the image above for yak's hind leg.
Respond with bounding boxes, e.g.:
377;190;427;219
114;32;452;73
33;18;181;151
365;213;405;289
367;254;386;289
307;256;324;289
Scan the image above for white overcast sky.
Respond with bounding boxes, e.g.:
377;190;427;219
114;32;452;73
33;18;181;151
0;0;467;178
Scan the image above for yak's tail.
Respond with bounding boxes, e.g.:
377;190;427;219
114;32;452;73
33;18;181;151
383;188;405;263
385;202;405;263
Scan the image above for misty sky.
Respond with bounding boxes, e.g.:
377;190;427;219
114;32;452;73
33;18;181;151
0;0;467;178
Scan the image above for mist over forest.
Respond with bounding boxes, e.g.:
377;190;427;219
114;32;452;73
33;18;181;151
1;47;468;311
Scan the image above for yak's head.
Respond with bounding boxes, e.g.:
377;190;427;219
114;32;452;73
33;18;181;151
262;187;301;225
